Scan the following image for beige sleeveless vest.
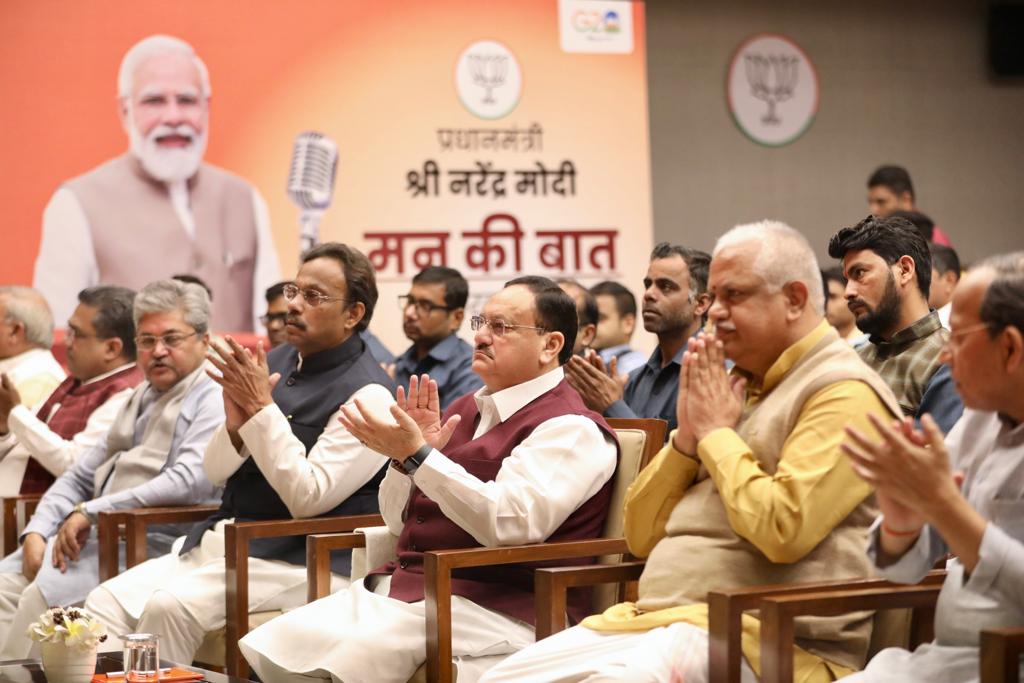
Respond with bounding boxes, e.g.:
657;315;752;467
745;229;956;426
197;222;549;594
637;327;901;669
64;154;258;331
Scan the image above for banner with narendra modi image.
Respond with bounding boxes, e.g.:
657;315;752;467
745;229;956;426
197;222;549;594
0;0;652;352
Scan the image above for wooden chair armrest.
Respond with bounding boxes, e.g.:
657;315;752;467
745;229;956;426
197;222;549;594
305;532;372;602
534;561;646;639
758;581;944;683
223;514;381;678
706;570;946;683
2;494;43;556
424;537;627;683
96;504;221;581
981;626;1024;683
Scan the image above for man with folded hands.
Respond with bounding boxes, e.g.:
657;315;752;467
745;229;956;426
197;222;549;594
484;221;902;683
239;275;619;683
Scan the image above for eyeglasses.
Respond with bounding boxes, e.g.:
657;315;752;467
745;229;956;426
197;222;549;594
470;315;546;337
135;331;199;351
65;327;98;342
260;312;288;326
943;322;992;350
282;283;349;308
399;295;452;316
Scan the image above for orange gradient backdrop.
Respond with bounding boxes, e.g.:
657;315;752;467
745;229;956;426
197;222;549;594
1;0;651;349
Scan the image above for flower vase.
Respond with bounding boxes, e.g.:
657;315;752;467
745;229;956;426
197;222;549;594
40;641;97;683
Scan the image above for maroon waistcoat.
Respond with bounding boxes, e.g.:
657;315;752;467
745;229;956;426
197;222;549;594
21;365;143;494
374;378;619;625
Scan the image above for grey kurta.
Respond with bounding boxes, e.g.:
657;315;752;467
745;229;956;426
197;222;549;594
843;408;1024;682
0;373;223;607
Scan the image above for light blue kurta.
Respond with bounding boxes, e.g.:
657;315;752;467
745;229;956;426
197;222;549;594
0;374;223;607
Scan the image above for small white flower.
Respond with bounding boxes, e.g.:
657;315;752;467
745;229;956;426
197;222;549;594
27;607;107;652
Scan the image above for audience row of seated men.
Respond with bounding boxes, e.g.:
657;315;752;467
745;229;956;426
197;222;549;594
0;279;223;659
0;220;1017;681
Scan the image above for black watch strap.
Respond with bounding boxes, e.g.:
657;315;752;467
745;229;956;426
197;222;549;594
394;442;433;476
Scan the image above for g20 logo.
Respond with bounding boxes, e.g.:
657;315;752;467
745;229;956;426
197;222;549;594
572;10;621;33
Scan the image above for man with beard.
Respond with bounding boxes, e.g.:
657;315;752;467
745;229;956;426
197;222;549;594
393;266;481;411
828;216;962;432
33;35;279;333
0;279;221;659
565;243;711;433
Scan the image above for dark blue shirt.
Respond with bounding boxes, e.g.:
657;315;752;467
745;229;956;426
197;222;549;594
360;329;395;365
605;343;686;432
393;334;483;412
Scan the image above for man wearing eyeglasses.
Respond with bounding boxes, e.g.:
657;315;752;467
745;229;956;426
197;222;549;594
239;275;618;683
0;286;142;499
83;242;397;666
393;266;482;411
0;279;222;659
836;254;1024;682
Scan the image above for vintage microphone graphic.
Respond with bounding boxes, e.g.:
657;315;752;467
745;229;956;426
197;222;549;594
286;131;339;256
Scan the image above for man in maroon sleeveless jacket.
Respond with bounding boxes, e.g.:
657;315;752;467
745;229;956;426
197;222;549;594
240;276;620;683
0;286;142;498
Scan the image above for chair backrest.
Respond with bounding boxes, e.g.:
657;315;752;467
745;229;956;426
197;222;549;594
602;418;668;539
592;418;667;611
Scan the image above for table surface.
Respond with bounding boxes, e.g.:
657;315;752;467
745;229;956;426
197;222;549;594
0;652;254;683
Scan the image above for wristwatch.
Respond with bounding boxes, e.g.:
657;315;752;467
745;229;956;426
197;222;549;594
72;502;96;523
392;443;432;476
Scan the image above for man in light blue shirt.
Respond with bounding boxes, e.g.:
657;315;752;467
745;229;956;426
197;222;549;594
565;243;711;433
393;267;482;411
590;281;647;377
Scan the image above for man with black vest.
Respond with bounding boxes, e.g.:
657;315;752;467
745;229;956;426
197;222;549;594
239;276;619;683
84;243;396;664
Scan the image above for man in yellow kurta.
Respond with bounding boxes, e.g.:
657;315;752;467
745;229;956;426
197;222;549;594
482;221;903;683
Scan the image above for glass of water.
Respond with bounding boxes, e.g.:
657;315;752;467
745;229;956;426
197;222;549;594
122;633;160;682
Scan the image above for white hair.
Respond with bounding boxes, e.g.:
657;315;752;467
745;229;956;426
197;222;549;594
713;220;825;313
0;286;55;349
117;35;211;99
134;280;211;335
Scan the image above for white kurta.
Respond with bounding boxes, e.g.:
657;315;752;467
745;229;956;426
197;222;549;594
0;364;136;496
0;349;65;409
34;186;279;332
240;367;618;683
841;409;1024;682
84;382;394;664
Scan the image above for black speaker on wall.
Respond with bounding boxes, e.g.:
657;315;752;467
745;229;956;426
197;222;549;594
988;3;1024;76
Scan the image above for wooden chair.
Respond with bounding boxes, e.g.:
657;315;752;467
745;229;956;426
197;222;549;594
751;574;1024;683
982;626;1024;683
305;417;667;683
97;504;383;678
533;565;947;683
2;493;43;556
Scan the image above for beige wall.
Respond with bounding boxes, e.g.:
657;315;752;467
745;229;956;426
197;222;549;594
646;0;1024;266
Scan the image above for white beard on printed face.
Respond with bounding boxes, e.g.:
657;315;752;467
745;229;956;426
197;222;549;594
128;115;207;183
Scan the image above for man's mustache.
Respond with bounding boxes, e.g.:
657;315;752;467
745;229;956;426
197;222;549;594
286;316;306;330
847;298;868;312
474;343;494;359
